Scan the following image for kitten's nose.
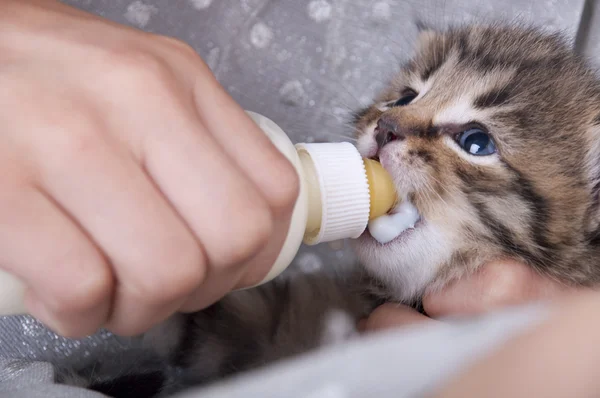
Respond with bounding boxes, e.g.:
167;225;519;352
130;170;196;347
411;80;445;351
375;117;404;149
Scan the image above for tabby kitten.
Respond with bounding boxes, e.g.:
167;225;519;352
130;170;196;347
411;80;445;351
90;23;600;396
352;22;600;300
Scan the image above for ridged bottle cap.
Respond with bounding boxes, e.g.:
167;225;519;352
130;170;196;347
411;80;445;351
296;142;370;245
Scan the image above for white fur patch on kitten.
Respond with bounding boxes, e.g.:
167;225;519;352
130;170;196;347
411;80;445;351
411;77;434;103
433;96;482;125
356;223;452;301
356;122;378;158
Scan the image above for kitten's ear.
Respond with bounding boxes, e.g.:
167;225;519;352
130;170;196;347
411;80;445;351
414;21;439;53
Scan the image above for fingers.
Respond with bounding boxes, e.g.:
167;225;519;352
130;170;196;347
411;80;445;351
156;37;300;224
364;260;579;334
423;260;575;318
95;46;298;299
165;40;300;213
141;43;300;293
189;61;300;287
192;64;300;213
0;185;112;337
34;126;204;336
141;103;276;311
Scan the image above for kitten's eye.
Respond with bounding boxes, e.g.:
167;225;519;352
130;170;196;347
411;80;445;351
392;90;418;107
457;128;496;156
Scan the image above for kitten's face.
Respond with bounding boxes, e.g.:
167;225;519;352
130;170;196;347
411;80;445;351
351;25;600;302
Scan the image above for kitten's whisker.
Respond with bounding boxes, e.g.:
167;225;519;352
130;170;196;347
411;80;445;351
423;175;452;209
332;134;358;142
427;175;452;195
416;176;441;213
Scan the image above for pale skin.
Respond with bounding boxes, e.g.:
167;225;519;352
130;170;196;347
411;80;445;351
0;0;300;337
2;2;597;394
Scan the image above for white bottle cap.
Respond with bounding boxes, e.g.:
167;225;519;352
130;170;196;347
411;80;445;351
296;142;370;245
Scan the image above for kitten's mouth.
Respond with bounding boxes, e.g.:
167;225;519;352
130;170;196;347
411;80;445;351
364;152;424;245
366;200;423;245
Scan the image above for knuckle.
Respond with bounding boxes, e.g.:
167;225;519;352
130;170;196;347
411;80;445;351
46;126;103;171
219;202;274;266
157;35;199;61
46;253;112;315
103;48;173;91
130;240;206;302
267;158;300;213
58;127;101;155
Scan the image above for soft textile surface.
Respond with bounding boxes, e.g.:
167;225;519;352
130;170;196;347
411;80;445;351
0;0;593;397
0;305;549;398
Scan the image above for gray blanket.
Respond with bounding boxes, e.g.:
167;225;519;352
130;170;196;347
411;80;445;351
0;0;595;396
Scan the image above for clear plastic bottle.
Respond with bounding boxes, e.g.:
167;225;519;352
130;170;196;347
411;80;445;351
0;111;397;315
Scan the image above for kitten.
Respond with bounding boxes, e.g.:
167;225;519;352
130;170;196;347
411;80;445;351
352;22;600;299
85;23;600;397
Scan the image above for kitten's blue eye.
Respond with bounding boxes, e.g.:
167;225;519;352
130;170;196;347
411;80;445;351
457;128;496;156
392;91;417;107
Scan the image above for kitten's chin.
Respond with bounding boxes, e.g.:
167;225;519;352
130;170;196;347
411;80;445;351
351;222;453;302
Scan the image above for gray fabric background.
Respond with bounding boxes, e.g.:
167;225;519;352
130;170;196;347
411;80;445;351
0;0;597;396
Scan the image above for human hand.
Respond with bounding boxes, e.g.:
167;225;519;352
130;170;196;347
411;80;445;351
431;290;600;397
0;0;298;337
361;259;581;331
360;261;599;396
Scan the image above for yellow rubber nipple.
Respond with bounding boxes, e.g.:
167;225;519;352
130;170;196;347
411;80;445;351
363;158;397;219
